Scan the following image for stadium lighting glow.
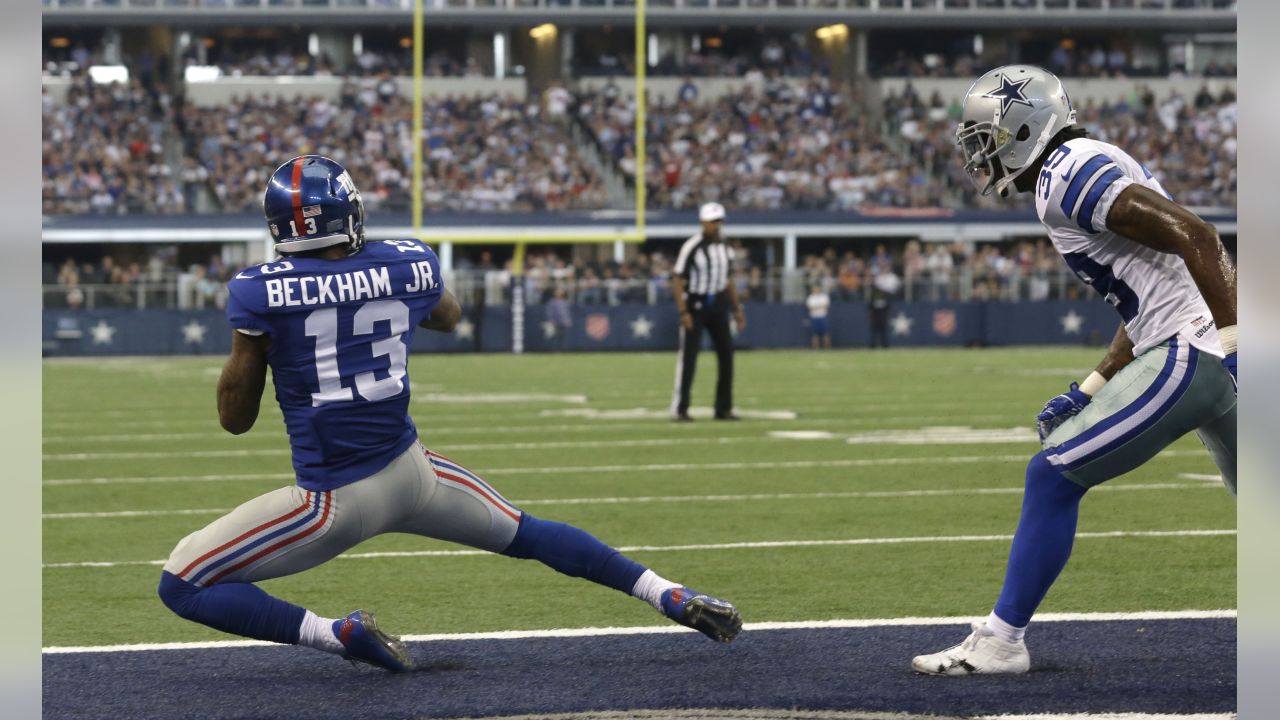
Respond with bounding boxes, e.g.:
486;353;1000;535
529;24;557;41
815;24;849;41
184;65;222;83
308;33;320;57
353;33;363;56
494;32;506;80
49;36;70;49
87;65;128;84
648;33;658;68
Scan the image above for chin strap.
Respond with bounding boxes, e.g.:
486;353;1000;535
274;233;351;254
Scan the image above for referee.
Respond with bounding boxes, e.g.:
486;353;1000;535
670;202;746;422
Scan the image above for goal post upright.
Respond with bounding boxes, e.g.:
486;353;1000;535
412;0;424;248
635;0;647;242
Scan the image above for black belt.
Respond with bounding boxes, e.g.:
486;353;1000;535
685;291;726;309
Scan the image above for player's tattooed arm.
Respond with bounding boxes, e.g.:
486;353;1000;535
1094;323;1136;381
1106;185;1237;328
217;331;270;435
420;289;461;333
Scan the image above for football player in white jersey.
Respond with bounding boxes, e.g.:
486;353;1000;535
910;66;1236;675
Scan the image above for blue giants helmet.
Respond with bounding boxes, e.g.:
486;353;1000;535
263;155;366;255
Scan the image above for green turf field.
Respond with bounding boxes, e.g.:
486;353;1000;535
42;348;1236;648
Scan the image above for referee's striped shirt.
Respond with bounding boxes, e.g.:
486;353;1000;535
674;233;734;296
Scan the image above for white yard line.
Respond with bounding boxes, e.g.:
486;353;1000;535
42;415;1030;444
41;608;1236;655
40;481;1218;520
42;436;790;462
412;392;588;404
42;528;1235;570
44;473;296;487
42;450;1207;486
1178;473;1224;483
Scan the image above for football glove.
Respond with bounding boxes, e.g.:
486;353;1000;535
1036;382;1092;442
1222;352;1236;392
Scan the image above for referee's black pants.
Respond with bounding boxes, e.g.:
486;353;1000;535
673;296;734;418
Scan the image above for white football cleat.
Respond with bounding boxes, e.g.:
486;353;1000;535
911;622;1031;676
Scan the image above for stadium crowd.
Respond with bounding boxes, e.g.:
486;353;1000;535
883;79;1238;210
43;247;234;310
42;79;185;215
47;69;602;216
43;57;1236;216
174;79;605;214
578;75;940;211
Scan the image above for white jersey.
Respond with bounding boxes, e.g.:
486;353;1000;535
805;292;830;319
1035;137;1222;358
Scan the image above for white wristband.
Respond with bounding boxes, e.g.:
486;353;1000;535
1218;324;1237;355
1079;371;1107;397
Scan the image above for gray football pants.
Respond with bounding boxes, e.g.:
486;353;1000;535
163;443;523;587
1043;335;1236;494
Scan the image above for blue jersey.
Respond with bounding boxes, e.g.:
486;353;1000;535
226;239;444;491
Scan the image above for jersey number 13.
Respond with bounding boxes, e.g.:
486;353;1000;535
304;299;410;406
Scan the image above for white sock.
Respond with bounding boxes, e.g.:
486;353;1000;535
983;611;1027;644
297;610;344;654
630;569;680;612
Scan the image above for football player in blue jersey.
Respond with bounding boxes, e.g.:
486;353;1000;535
910;66;1236;675
157;156;741;672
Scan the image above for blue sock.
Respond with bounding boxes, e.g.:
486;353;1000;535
501;514;648;595
992;452;1089;628
158;571;306;645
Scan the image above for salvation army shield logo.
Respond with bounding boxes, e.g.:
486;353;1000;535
932;309;957;338
585;313;611;341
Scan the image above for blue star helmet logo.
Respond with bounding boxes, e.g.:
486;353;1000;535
982;73;1035;115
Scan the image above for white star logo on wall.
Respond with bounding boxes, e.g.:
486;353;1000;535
542;321;557;339
890;312;913;336
1060;310;1084;335
89;320;116;345
631;315;653;339
181;320;207;344
455;318;475;341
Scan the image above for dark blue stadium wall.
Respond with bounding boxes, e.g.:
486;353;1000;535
42;301;1120;356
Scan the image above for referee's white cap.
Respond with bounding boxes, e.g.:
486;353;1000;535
698;202;726;223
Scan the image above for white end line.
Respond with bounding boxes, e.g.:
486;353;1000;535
40;609;1236;655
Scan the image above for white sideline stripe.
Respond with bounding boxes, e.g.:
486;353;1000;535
41;436;783;461
39;481;1218;520
42;449;1207;486
41;529;1235;569
41;609;1236;655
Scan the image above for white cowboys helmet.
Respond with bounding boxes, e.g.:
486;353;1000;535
956;64;1076;197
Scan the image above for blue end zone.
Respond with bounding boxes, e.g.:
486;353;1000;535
43;618;1235;719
